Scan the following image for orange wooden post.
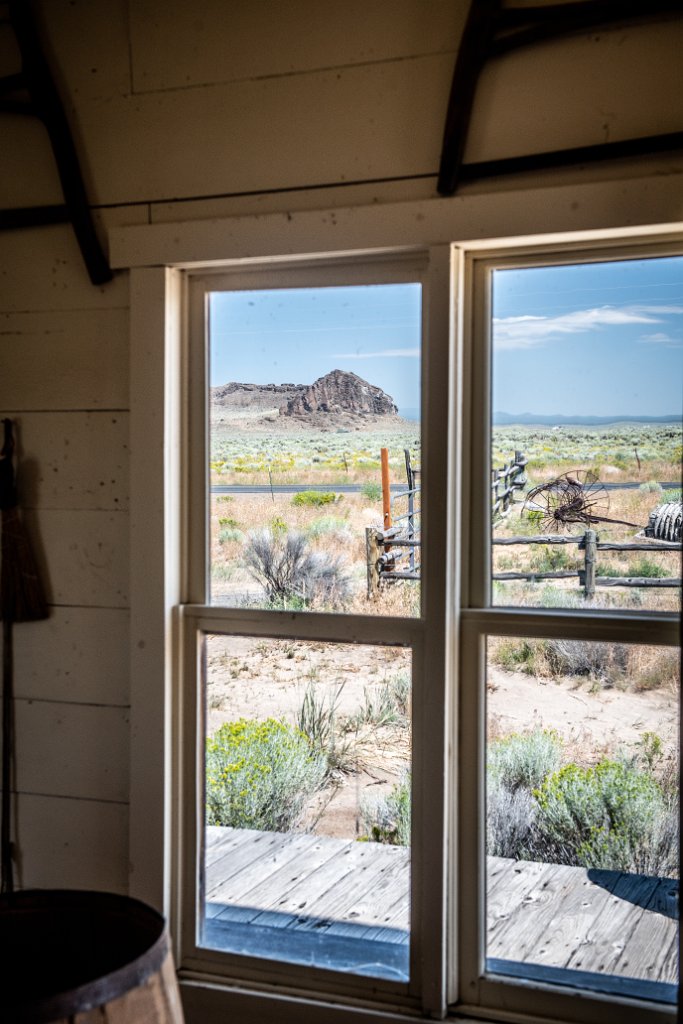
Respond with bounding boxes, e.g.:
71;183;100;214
380;447;392;533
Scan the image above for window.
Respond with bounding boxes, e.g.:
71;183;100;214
119;203;682;1024
457;240;681;1024
177;253;450;1013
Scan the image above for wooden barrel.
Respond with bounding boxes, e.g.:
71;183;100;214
0;889;184;1023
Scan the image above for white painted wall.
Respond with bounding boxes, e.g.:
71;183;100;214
0;0;681;907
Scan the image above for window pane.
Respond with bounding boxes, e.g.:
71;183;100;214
485;636;679;1003
200;634;412;981
491;256;683;611
209;284;422;616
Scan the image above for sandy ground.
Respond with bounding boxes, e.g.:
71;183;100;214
206;635;679;839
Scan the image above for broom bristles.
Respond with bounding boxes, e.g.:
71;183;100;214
1;507;49;623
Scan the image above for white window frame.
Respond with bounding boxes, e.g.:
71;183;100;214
454;234;682;1024
113;183;683;1024
176;251;451;1016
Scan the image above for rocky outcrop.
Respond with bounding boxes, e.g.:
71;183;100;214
212;381;302;409
281;370;398;419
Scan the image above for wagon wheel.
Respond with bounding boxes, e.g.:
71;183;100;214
523;470;610;532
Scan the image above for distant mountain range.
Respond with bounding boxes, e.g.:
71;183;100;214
493;412;682;426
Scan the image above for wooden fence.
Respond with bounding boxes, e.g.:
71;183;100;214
366;448;420;596
492;450;527;518
493;529;682;597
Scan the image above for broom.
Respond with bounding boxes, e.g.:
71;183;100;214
1;418;49;894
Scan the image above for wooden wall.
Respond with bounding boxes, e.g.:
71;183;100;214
0;0;681;895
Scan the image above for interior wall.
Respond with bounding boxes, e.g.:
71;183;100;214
0;0;681;895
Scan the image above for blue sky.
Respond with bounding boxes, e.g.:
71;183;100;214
210;284;422;415
209;256;683;421
492;256;683;418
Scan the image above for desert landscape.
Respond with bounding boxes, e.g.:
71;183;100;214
203;369;681;875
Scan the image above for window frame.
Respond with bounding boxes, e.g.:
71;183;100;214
177;248;453;1015
454;235;682;1024
117;194;683;1024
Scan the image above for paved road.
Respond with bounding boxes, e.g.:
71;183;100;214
211;481;679;495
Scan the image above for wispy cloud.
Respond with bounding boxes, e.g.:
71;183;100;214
493;304;683;350
332;347;420;359
638;331;682;347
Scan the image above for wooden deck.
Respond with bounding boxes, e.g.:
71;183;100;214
203;826;678;995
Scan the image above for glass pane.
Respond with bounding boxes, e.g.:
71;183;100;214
485;636;679;1003
209;284;422;616
200;634;412;980
491;255;683;611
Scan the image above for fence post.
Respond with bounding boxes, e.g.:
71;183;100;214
366;527;381;599
381;447;392;532
582;529;597;598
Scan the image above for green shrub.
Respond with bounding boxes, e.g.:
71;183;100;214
206;718;326;831
629;557;668;579
532;759;668;872
362;772;411;846
219;516;239;528
360;482;382;502
243;529;350;608
292;490;338;508
488;728;562;793
639;480;664;493
305;516;352;542
487;775;535;858
544;639;628;681
218;526;243;544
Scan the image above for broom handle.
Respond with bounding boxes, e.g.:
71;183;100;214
1;618;14;894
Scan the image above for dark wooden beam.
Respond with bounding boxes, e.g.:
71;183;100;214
458;131;683;183
0;205;70;229
6;2;112;285
491;0;682;58
438;0;683;197
437;0;501;197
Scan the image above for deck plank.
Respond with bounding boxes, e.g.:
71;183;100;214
204;829;678;986
564;871;661;978
496;864;624;969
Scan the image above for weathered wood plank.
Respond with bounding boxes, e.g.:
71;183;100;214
205;825;259;868
564;871;661;977
290;845;405;932
207;832;324;913
73;55;453;205
609;876;679;983
12;606;129;706
488;863;570;961
204;832;678;985
26;509;129;608
14;699;129;803
3;412;129;511
0;225;128;311
16;793;128;894
0;310;129;411
129;0;462;92
227;837;353;929
498;864;623;969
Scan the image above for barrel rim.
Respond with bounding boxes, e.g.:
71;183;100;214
0;888;170;1023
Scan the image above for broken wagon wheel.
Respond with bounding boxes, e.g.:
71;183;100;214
522;470;639;532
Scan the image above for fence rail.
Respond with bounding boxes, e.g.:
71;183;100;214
493;529;682;597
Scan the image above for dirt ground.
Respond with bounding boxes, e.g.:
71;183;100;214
206;635;679;839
